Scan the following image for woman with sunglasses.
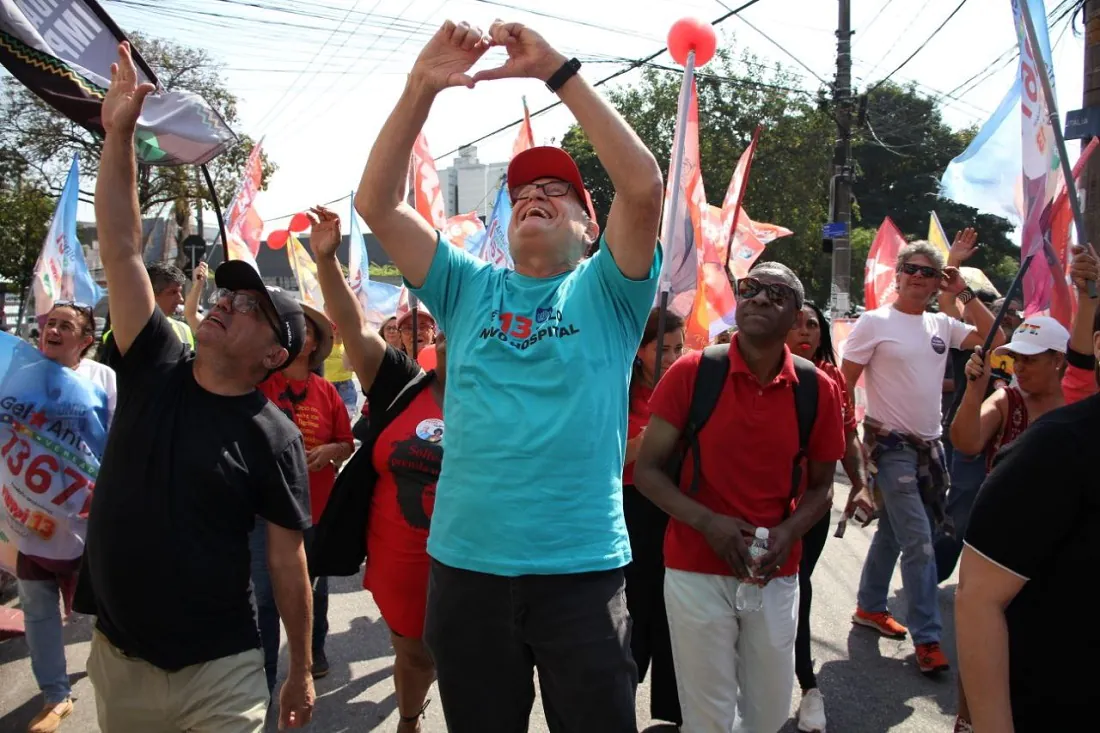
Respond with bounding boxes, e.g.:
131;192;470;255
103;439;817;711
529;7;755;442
18;301;116;733
785;301;868;733
307;206;443;732
622;307;685;730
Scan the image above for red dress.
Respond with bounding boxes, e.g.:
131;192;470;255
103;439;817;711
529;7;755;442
365;388;442;638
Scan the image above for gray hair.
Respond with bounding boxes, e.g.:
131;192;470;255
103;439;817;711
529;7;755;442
749;261;805;308
897;240;946;271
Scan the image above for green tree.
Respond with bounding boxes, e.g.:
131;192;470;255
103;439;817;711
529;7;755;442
0;32;276;223
562;44;836;302
0;184;54;324
852;83;1017;294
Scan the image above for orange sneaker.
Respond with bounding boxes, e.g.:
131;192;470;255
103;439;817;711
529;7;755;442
916;642;950;674
851;608;908;639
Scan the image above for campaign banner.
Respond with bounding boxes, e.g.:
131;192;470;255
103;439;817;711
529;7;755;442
0;333;108;563
0;0;235;166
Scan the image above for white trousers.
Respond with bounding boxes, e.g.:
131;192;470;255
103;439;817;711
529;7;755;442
664;569;799;733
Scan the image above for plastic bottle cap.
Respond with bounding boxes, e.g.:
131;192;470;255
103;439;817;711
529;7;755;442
755;527;770;540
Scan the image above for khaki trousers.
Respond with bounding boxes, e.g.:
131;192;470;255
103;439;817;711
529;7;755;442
87;630;268;733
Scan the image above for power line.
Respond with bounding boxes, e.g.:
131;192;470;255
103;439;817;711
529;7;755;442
859;0;900;38
728;12;829;86
866;0;971;94
432;0;772;161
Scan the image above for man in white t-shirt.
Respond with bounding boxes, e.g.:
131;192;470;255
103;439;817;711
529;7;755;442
841;241;1002;677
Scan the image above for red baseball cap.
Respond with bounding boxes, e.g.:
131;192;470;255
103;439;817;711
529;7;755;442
507;146;597;221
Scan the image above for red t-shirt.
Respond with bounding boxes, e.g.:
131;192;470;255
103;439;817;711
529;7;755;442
648;337;846;577
622;382;654;486
817;359;857;435
365;387;442;636
260;373;355;523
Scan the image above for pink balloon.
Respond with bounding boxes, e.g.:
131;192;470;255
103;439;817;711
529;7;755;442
267;229;289;250
668;18;717;67
288;213;310;233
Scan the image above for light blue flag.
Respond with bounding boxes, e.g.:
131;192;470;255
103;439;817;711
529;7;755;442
346;195;402;327
940;78;1023;225
31;154;105;318
0;331;109;563
467;184;514;269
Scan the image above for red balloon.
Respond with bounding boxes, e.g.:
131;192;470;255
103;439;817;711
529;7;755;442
288;213;310;233
417;344;437;370
267;229;289;250
668;18;717;67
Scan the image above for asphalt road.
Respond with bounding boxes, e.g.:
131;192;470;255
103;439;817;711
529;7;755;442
0;481;959;733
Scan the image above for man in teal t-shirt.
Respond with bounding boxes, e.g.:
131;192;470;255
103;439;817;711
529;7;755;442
354;18;664;732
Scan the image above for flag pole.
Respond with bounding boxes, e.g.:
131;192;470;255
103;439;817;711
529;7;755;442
655;50;697;383
941;254;1035;429
1018;2;1098;299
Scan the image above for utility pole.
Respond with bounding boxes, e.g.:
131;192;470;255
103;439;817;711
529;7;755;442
1083;1;1100;247
829;0;854;317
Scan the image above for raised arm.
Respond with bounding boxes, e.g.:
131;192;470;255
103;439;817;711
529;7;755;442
309;206;390;391
355;22;491;287
96;43;156;356
474;22;662;278
949;348;1006;456
183;261;207;334
1068;245;1098;357
940;266;1005;351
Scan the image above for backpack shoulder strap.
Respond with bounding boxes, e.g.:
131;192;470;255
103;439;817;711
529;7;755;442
679;344;730;494
790;355;819;455
787;355;820;509
686;344;731;441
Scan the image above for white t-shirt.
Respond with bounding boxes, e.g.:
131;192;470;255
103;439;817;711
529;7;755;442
843;306;973;440
77;359;117;426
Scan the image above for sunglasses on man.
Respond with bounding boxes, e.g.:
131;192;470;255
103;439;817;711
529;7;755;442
208;288;281;336
735;277;799;307
897;262;941;279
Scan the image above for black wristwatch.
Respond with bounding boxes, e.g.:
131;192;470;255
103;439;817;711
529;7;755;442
546;57;581;93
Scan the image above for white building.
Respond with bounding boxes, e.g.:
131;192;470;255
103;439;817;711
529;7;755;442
439;146;509;220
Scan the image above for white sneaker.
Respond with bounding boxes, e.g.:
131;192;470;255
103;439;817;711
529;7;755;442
797;688;827;733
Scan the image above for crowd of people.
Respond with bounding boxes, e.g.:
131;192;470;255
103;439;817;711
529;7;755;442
3;18;1099;733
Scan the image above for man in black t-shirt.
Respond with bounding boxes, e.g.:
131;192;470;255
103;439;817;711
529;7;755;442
956;393;1100;730
73;43;315;732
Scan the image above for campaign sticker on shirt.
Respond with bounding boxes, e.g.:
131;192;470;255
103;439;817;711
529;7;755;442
930;335;946;354
415;418;445;444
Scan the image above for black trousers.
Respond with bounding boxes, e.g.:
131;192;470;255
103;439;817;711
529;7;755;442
423;559;638;733
795;509;831;691
622;485;682;725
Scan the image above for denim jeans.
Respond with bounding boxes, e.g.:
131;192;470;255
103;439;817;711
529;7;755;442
857;445;943;645
249;519;329;694
18;578;71;703
934;451;987;582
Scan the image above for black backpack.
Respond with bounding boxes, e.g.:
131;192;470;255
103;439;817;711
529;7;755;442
669;344;819;512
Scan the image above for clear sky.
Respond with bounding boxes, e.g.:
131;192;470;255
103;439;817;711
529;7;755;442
96;0;1085;235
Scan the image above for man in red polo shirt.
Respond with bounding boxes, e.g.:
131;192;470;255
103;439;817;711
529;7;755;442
635;262;845;732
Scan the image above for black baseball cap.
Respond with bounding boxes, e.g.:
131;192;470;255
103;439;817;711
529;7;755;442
214;260;306;368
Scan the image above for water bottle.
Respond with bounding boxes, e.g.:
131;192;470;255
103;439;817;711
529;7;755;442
734;527;770;613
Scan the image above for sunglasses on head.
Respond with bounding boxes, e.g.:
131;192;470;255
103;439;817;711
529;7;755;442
735;277;798;306
509;180;573;204
898;262;941;279
52;300;93;318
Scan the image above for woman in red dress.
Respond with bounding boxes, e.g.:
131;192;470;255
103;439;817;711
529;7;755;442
308;206;441;732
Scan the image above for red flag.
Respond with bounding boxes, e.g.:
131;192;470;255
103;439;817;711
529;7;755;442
728;212;793;281
511;98;535;159
659;79;706;318
410;133;447;230
865;217;905;310
443;211;486;251
685;204;736;348
720;127;761;262
1047;137;1098;328
225;139;265;270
